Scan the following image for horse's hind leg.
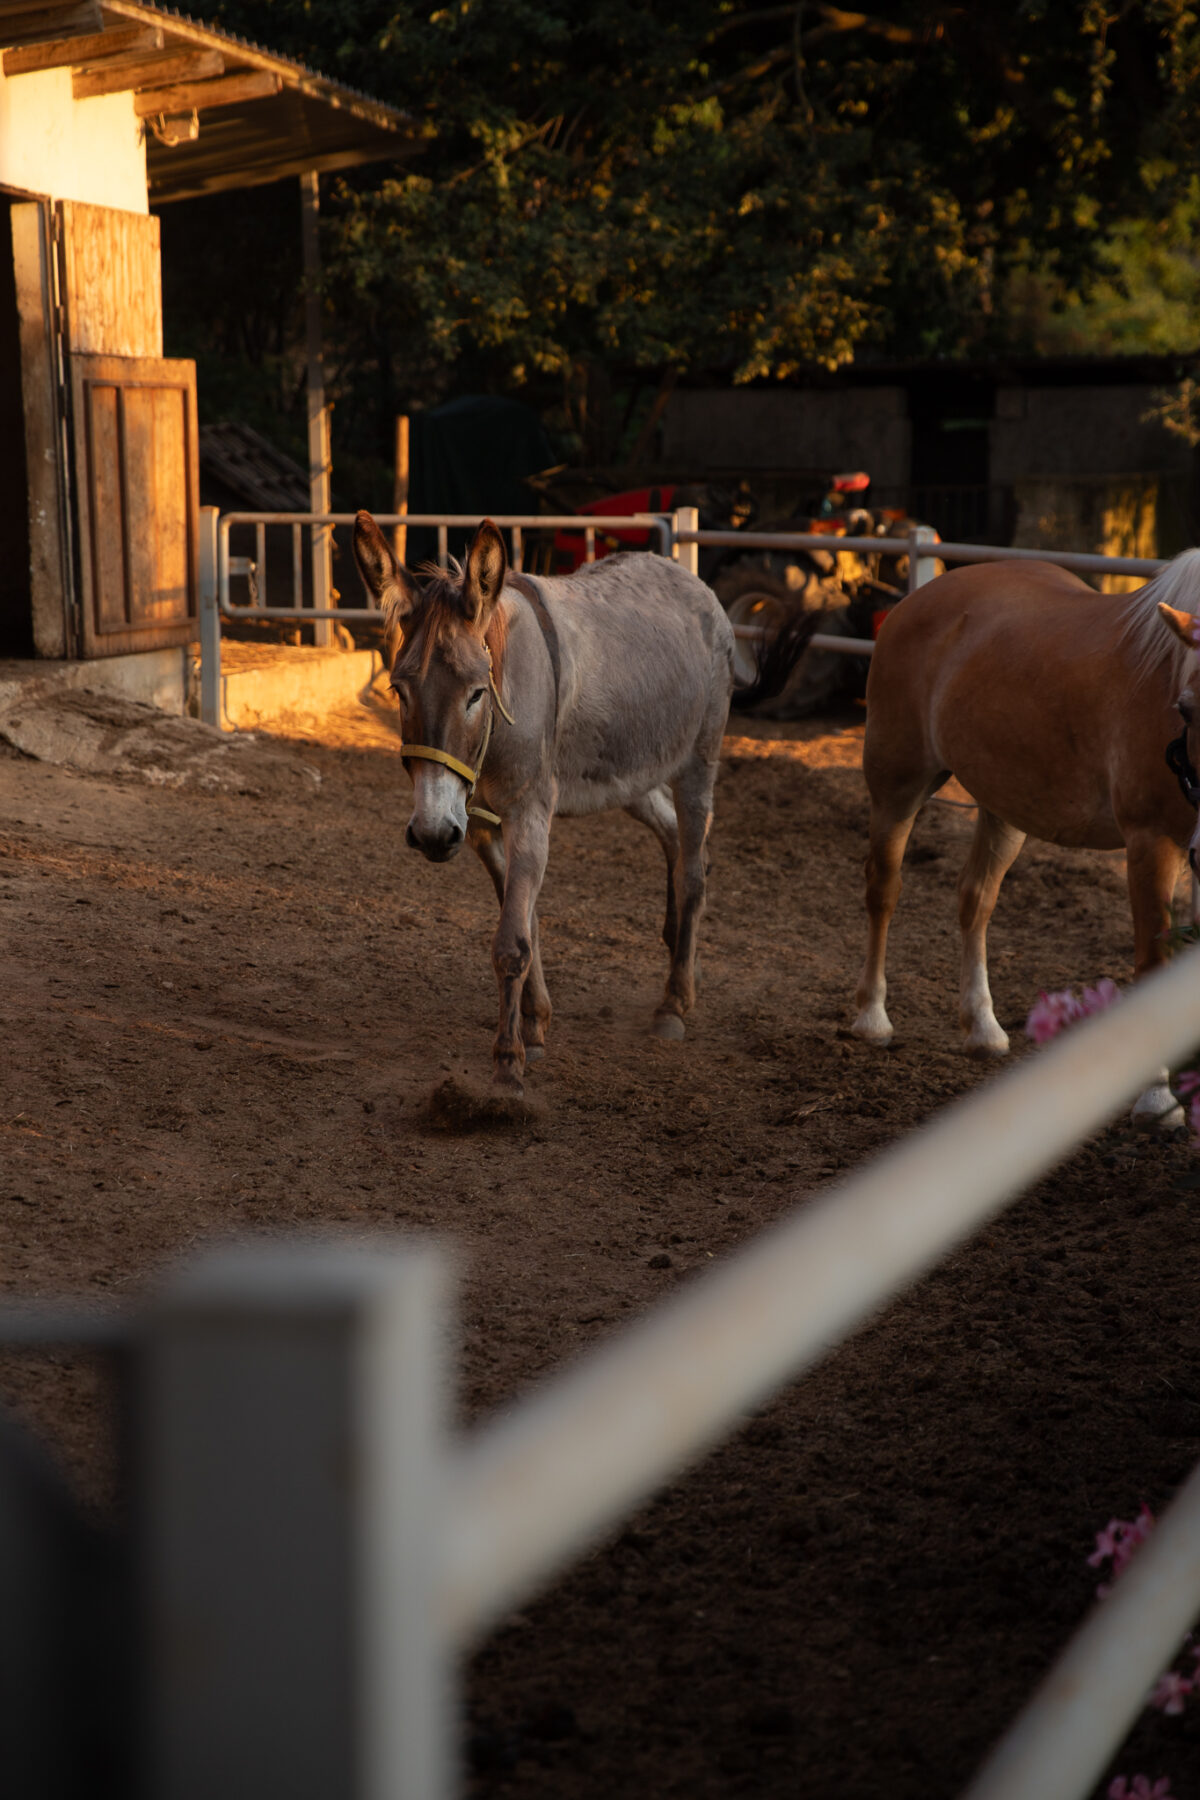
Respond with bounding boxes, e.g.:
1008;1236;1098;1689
625;786;680;956
852;796;923;1045
957;810;1025;1057
1126;830;1186;1128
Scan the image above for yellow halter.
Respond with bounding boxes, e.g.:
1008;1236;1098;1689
400;647;514;827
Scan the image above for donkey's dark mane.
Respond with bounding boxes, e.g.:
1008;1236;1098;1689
395;562;509;690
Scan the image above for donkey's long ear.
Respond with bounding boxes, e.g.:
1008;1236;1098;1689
354;510;419;641
462;520;508;632
1158;601;1197;646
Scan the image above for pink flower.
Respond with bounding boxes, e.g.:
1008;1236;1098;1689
1027;988;1084;1043
1089;1507;1155;1596
1026;981;1121;1043
1189;1091;1200;1148
1109;1778;1177;1800
1080;978;1121;1016
1175;1069;1200;1099
1089;1519;1128;1568
1149;1670;1193;1714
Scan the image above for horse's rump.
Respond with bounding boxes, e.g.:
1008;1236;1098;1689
864;559;1187;848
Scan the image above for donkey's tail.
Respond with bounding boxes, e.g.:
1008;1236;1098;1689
730;608;822;711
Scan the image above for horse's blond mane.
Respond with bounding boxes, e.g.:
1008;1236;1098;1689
1120;547;1200;687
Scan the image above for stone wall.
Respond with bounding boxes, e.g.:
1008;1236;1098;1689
1010;475;1160;592
990;385;1188;483
660;386;911;487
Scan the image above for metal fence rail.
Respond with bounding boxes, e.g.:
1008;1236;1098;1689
201;509;672;728
675;524;1167;582
199;506;1174;726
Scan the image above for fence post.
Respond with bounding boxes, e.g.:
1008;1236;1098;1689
139;1239;453;1800
198;506;223;731
908;524;941;593
674;506;699;575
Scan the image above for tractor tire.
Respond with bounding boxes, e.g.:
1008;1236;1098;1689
718;564;854;719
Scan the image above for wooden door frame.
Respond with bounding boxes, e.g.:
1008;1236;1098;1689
8;192;76;658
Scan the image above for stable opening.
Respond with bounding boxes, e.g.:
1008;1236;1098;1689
0;193;32;656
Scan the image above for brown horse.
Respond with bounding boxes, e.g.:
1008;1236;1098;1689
851;551;1200;1125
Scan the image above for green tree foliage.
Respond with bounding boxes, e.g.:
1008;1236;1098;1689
178;1;1200;465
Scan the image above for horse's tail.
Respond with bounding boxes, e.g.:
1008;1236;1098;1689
730;609;821;711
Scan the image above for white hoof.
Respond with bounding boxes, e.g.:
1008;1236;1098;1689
962;1020;1010;1059
1131;1084;1185;1132
851;1005;893;1046
652;1011;686;1042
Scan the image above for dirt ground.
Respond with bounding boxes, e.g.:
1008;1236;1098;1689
3;689;1200;1798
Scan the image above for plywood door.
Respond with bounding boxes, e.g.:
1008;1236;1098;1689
71;354;198;657
57;201;162;358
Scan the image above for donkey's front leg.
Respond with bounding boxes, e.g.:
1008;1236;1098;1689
519;908;552;1060
472;823;552;1064
491;812;551;1093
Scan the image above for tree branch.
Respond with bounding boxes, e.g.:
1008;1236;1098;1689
706;3;915;46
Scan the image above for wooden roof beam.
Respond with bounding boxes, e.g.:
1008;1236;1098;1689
0;1;101;47
133;67;280;117
3;21;160;73
73;44;223;98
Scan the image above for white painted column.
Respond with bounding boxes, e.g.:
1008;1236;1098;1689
908;523;941;591
673;506;699;575
197;505;222;730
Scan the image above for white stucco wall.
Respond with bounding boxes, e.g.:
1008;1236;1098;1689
0;67;146;212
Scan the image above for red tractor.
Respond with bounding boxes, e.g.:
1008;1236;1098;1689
551;472;939;718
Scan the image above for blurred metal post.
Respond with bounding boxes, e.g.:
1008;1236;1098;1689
198;505;222;730
908;524;941;592
674;507;699;575
0;1408;131;1794
301;170;333;646
140;1240;452;1800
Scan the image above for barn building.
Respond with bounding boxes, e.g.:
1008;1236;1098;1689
0;0;410;708
660;358;1198;559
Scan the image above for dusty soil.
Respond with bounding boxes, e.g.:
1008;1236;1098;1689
2;693;1200;1798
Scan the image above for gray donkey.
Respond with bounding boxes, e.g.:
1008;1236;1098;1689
353;511;807;1094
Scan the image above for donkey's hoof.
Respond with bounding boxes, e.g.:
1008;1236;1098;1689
523;1043;545;1063
492;1067;525;1098
652;1011;686;1042
1131;1084;1185;1132
851;1006;893;1047
962;1023;1010;1059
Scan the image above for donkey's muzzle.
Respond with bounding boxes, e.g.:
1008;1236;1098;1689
406;818;464;861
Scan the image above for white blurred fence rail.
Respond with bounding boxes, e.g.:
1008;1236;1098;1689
5;951;1200;1796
